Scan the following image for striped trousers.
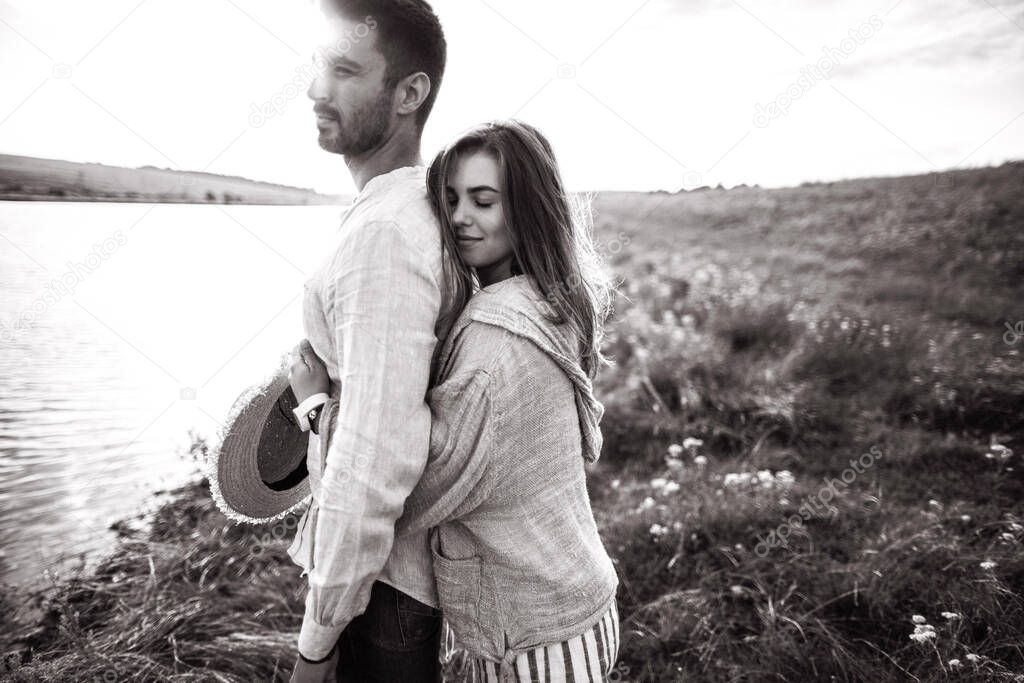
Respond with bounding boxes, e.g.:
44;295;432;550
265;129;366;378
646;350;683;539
442;601;620;683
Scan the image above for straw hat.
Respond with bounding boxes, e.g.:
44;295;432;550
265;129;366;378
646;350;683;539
207;360;312;524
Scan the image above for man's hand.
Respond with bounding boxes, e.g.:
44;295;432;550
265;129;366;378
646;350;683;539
289;646;339;683
289;339;330;403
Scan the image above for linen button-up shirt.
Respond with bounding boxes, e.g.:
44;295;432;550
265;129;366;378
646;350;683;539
288;165;447;659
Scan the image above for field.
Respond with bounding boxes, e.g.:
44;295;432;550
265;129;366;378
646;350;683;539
0;154;347;205
2;161;1023;681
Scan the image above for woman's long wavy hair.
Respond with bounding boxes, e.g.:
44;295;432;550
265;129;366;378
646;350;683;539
428;120;613;378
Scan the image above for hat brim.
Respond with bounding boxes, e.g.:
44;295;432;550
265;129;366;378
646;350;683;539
208;363;312;524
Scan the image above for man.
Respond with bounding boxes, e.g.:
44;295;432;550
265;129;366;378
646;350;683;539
287;1;449;681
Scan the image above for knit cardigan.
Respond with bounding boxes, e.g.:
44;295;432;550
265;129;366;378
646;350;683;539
315;275;619;675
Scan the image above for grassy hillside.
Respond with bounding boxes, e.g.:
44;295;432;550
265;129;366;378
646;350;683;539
2;162;1022;682
0;154;348;205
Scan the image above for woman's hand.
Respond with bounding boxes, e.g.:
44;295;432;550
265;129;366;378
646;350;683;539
289;339;330;403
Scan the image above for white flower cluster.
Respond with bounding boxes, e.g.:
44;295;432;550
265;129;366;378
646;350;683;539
665;438;707;471
909;615;936;643
985;443;1013;461
650;477;681;495
723;469;795;490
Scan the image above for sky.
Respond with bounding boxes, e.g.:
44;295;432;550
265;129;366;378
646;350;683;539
1;0;1022;195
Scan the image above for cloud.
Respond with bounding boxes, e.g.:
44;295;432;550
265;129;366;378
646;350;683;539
826;2;1024;80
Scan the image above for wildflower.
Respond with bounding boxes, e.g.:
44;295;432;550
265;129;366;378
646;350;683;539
909;618;936;643
961;515;972;523
662;481;681;495
723;473;745;488
779;497;790;506
928;499;942;510
730;585;744;597
909;628;936;643
694;455;708;466
638;497;656;512
980;560;997;570
649;523;669;538
682;437;704;450
667;444;684;458
948;659;961;668
987;444;1014;461
610;479;620;489
665;457;685;472
775;470;795;489
1000;532;1015;543
965;654;980;662
651;477;668;490
1009;522;1024;533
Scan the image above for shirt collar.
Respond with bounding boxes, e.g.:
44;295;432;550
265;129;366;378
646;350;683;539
354;165;426;202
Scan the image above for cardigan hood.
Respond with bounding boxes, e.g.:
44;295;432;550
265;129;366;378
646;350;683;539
449;275;605;464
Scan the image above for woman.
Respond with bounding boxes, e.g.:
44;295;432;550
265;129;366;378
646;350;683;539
294;120;620;681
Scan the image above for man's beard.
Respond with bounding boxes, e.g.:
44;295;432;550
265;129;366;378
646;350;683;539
318;87;393;156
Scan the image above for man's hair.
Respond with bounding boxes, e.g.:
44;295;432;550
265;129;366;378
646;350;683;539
324;0;446;127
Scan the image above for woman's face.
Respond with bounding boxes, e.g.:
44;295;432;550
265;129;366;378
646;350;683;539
446;150;515;283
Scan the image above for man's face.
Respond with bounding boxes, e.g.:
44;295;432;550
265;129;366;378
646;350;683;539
307;14;393;156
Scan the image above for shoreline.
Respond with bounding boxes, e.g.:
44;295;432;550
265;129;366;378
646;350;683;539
0;193;345;205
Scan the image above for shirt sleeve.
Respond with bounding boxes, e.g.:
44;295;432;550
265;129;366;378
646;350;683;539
297;219;440;659
314;369;498;539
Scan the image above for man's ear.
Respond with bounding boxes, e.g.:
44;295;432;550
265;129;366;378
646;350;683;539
394;71;432;119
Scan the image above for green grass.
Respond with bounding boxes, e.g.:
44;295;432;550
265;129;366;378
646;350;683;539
3;161;1023;682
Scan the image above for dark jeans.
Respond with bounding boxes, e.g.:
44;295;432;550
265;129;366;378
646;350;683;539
334;580;443;683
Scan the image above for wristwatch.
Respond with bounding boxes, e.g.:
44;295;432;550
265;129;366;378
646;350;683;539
307;403;322;435
292;393;329;432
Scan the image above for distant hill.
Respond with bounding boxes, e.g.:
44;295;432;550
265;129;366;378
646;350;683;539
0;154;350;205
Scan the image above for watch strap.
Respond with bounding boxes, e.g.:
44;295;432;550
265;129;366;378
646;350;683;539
292;392;329;431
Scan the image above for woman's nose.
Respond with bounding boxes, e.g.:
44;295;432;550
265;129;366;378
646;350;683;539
452;204;470;226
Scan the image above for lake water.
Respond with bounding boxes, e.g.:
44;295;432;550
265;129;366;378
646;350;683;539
0;201;345;588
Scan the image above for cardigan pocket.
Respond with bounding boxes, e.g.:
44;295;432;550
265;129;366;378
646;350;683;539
429;528;483;650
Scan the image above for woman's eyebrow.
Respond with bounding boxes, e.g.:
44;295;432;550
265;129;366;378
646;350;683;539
468;185;500;194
